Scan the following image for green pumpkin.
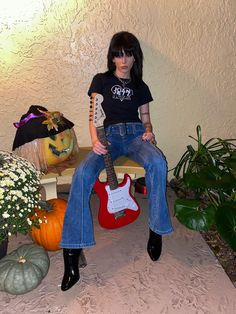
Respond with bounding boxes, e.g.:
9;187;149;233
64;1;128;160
0;243;50;295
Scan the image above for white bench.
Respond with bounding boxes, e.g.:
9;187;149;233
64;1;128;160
40;147;145;200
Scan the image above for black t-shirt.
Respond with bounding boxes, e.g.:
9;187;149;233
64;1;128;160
88;73;153;128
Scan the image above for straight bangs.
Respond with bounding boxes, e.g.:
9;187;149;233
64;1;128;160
111;47;134;58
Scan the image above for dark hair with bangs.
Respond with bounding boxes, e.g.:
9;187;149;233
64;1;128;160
106;31;143;86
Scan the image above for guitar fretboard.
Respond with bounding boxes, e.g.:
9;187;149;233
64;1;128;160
97;127;118;190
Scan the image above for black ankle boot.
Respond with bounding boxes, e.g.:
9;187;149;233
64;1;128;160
61;248;82;291
147;229;162;261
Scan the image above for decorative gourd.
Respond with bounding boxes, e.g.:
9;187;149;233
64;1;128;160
43;129;74;166
30;198;67;251
0;244;50;295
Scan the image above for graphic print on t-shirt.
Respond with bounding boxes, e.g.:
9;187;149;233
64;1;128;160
111;85;133;102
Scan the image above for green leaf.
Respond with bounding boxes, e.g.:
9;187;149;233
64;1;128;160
183;167;236;190
173;151;190;177
0;155;6;167
174;199;216;231
215;202;236;251
196;125;202;149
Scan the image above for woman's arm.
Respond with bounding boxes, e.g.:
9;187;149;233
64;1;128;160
139;103;156;144
89;93;107;155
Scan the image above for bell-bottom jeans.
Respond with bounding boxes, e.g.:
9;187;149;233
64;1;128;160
61;122;173;248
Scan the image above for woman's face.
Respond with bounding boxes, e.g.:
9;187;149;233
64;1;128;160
112;50;135;78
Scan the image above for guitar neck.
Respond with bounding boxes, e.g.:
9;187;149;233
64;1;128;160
96;127;118;190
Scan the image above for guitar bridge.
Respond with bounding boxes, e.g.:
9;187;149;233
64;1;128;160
114;210;126;219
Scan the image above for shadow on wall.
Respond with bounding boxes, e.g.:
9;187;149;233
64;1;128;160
140;41;224;173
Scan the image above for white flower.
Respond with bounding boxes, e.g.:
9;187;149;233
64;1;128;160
0;150;42;243
15;191;23;198
27;218;32;226
9;172;18;181
2;212;10;218
2;178;14;187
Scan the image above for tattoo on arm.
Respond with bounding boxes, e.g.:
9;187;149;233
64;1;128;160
89;96;93;122
144;122;153;132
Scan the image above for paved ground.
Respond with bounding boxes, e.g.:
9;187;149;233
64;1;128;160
1;189;236;314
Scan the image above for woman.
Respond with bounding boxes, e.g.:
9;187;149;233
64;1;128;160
60;31;173;291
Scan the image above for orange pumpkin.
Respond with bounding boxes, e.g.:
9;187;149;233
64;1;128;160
30;198;67;251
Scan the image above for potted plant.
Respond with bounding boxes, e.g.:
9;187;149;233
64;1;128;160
170;126;236;251
0;151;43;258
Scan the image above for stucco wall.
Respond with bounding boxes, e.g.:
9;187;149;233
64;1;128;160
0;0;235;176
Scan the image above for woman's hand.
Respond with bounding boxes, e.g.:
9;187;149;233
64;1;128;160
142;131;157;145
92;139;108;155
139;103;156;145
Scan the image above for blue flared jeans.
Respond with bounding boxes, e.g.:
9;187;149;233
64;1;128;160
61;122;173;248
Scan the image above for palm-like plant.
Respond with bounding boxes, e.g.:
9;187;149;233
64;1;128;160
172;126;236;251
173;125;235;178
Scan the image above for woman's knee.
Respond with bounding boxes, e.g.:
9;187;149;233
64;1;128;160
146;151;167;172
75;154;104;182
74;160;96;183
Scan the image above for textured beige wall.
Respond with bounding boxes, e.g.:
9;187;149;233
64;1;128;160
0;0;235;176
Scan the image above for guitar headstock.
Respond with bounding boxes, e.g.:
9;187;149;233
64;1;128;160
90;93;106;128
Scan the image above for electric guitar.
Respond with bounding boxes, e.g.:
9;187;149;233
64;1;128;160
91;93;140;229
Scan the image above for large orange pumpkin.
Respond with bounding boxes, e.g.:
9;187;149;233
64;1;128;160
30;198;67;251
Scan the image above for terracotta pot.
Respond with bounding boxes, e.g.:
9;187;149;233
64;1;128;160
0;238;8;260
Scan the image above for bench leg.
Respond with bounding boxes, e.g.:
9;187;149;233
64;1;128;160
40;177;58;200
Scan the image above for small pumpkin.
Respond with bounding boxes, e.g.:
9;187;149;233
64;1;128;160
30;198;67;251
0;244;50;295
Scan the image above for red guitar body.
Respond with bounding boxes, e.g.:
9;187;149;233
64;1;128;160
91;93;140;229
94;173;141;229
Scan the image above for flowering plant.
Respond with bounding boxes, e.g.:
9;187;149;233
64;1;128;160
0;151;42;244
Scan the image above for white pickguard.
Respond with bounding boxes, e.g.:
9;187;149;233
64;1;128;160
105;176;138;214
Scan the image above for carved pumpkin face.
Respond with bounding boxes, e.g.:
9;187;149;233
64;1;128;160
43;129;74;166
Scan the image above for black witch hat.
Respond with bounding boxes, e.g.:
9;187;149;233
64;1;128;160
12;105;74;150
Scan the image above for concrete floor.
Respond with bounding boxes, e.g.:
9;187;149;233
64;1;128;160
1;189;236;314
